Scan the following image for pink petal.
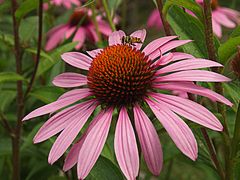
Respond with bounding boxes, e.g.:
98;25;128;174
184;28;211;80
108;30;126;46
52;72;87;88
147;10;162;29
154;82;232;106
45;25;68;51
155;70;231;82
212;18;222;38
130;29;146;50
156;59;223;75
63;109;100;171
133;104;162;175
218;7;240;21
98;20;112;36
149;40;192;60
213;11;236;28
154;53;174;66
149;93;223;131
48;100;97;164
22;88;91;121
114;107;139;180
171;52;194;61
143;36;178;56
146;98;198;160
77;108;113;179
86;25;99;42
65;26;76;39
73;27;86;50
86;49;103;58
34;103;87;143
61;52;92;70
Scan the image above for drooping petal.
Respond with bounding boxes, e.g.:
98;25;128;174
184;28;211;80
65;26;76;39
48;100;97;164
147;10;162;29
61;52;92;70
108;30;126;46
52;72;87;88
156;59;223;75
153;82;232;106
77;108;113;179
98;20;112;36
171;52;194;61
212;18;222;38
63;109;100;171
86;49;103;58
34;102;89;143
45;25;69;51
115;107;139;180
86;25;99;42
133;104;162;175
149;93;223;131
213;11;236;28
72;27;86;50
130;29;146;50
23;88;91;121
146;99;198;160
143;36;178;56
155;70;231;82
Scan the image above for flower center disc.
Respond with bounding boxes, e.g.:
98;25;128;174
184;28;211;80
211;0;218;10
87;45;155;107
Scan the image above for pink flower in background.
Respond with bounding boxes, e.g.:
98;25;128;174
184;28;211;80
196;0;240;37
23;29;232;179
45;0;81;9
147;9;163;29
45;8;112;51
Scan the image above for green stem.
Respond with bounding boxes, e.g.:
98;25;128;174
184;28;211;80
201;128;225;180
203;1;231;179
156;0;171;36
24;0;43;97
11;0;24;179
102;0;116;31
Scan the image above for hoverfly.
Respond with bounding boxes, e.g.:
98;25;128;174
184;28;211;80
121;36;143;46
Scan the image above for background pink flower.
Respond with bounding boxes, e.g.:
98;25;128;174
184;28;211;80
45;8;112;51
44;0;81;9
147;9;163;29
23;29;232;179
196;0;240;37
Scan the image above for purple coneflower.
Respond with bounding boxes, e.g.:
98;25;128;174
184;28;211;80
45;8;112;51
196;0;240;37
46;0;81;9
23;29;232;179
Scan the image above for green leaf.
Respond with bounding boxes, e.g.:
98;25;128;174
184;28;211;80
0;90;16;112
163;0;203;21
29;86;65;103
231;26;240;38
87;156;124;180
36;42;77;77
15;0;38;20
218;36;240;63
167;6;208;58
0;31;14;46
26;48;53;62
0;72;26;83
223;83;240;109
19;16;38;42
